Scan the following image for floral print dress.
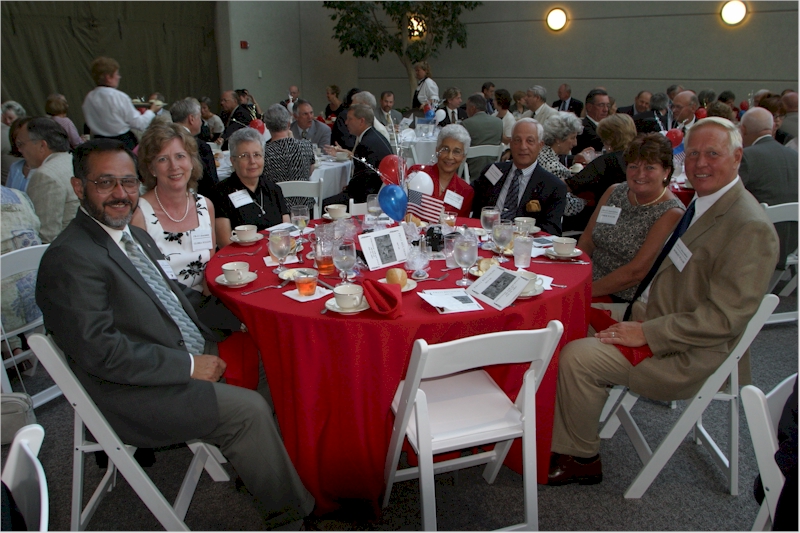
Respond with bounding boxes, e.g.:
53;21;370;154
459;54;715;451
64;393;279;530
137;195;212;292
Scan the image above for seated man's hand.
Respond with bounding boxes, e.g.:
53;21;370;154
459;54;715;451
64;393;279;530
574;148;598;165
191;354;227;382
595;321;647;347
215;137;225;146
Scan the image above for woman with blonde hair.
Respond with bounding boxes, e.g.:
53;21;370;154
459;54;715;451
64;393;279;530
412;61;439;110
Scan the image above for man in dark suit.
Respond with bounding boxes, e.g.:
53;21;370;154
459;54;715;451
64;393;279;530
618;90;652;117
740;107;799;268
573;88;610;155
323;104;392;206
171;97;219;199
438;87;468;127
552;83;583;116
471;118;566;235
35;139;315;527
633;92;671;134
217;90;253;151
462;93;504;180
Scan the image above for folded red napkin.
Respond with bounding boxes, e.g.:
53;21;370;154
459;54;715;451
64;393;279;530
362;279;404;319
589;307;653;366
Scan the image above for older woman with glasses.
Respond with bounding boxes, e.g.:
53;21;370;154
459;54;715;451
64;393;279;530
131;123;215;293
428;124;474;217
539;111;587;218
212;127;289;248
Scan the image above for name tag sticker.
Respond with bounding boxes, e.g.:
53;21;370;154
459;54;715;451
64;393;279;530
485;164;503;186
443;190;464;209
668;238;692;272
157;260;178;280
191;228;213;251
228;190;253;208
597;205;621;225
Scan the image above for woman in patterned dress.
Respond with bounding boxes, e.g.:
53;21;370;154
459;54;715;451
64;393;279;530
539;111;587;219
260;104;315;209
131;123;216;294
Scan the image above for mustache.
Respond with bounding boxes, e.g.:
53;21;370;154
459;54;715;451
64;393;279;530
103;199;134;207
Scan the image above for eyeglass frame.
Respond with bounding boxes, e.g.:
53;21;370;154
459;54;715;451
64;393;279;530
86;176;141;193
233;152;264;161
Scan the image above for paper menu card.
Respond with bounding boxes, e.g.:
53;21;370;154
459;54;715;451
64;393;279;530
466;266;528;310
357;226;409;271
418;289;483;314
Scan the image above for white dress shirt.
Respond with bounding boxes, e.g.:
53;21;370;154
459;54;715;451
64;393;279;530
82;86;156;136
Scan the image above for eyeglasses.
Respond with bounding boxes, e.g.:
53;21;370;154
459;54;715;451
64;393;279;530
234;152;264;161
437;146;465;157
87;177;140;192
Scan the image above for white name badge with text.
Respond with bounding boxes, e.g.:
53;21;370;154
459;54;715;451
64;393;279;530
156;260;178;280
443;190;464;210
596;205;621;225
228;190;254;208
191;228;213;251
668;238;692;272
485;164;503;186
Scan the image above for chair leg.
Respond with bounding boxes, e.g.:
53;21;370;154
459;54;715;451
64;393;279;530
752;500;772;531
71;415;85;531
187;441;230;482
414;398;437;531
779;267;797;296
482;439;513;484
599;386;636;439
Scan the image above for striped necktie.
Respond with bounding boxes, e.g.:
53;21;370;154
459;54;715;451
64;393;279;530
121;232;206;355
301;130;308;139
501;169;523;221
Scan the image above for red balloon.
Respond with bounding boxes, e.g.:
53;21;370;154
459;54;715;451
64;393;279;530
695;108;708;119
665;128;684;148
378;155;402;185
740;100;750;111
249;119;265;135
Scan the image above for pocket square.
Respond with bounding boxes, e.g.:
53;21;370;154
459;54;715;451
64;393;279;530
526;200;541;213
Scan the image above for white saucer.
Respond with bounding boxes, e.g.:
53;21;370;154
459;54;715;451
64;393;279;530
231;234;264;246
545;248;583;260
379;278;418;293
323;213;352;221
468;266;483;277
516;285;545;299
215;272;257;288
325;298;370;314
278;268;318;281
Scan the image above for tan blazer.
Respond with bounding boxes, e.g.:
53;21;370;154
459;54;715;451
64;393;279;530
633;180;778;400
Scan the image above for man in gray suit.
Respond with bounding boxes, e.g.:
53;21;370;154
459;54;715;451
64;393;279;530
289;99;330;150
35;139;314;527
740;106;798;268
461;93;503;180
376;91;402;131
548;118;779;485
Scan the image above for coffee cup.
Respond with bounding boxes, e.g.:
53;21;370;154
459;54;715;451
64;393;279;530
325;204;347;219
221;261;250;283
232;224;257;241
514;216;537;235
335;151;349;162
552;237;577;256
333;284;363;309
517;270;544;294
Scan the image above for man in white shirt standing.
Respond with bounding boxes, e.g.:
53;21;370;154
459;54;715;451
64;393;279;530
82;57;161;150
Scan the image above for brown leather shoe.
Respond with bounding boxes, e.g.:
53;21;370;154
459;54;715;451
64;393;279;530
547;453;603;485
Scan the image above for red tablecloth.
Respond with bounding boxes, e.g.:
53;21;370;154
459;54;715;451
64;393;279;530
670;182;695;207
208;220;592;514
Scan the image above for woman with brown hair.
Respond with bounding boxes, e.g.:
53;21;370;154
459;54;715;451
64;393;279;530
45;93;83;148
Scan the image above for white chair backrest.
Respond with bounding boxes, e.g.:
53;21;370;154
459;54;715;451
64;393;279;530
1;424;48;531
1;244;49;280
761;202;799;225
348;198;368;216
465;144;503;161
276;180;324;219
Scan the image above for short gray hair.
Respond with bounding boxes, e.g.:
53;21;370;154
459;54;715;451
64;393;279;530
263;104;291;133
26;116;70;153
1;101;26;118
542;111;583;146
348;104;374;124
527;85;547;101
512;117;543;140
649;93;669;112
685;116;743;153
228;127;264;157
436;124;471;153
352;91;377;109
170;97;201;124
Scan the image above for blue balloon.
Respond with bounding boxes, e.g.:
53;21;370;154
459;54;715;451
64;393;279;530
424;109;435;119
378;185;408;222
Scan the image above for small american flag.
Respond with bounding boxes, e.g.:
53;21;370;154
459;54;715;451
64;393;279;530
673;142;686;167
407;190;445;223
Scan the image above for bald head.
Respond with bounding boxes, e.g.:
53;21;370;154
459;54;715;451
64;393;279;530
672;91;699;124
740;107;774;147
220;90;238;113
781;92;798;113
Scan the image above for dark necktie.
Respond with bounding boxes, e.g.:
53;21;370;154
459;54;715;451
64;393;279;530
624;201;696;320
451;110;456;124
501;169;523;221
302;130;308;139
121;233;206;355
561;100;567;111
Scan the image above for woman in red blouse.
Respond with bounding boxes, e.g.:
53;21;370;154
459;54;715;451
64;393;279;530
428;124;475;218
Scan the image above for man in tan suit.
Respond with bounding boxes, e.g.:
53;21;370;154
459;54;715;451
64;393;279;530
548;117;779;485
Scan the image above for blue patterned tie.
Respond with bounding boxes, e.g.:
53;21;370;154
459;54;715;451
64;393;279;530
501;169;523;221
624;200;696;320
121;233;206;355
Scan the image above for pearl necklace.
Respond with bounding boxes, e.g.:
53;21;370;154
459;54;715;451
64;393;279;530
154;186;191;223
633;186;667;207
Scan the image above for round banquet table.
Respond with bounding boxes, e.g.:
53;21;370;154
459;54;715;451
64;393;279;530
207;219;592;514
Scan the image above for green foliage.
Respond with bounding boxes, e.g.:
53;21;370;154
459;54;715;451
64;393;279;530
323;1;481;64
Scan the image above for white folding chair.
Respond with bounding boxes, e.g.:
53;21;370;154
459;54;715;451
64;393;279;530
761;203;798;324
742;373;797;531
348;198;368;216
383;321;564;531
27;333;230;531
277;179;325;219
598;294;778;499
1;244;62;408
463;145;504;184
1;423;48;531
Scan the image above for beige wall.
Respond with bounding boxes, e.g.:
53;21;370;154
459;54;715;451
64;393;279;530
219;1;797;114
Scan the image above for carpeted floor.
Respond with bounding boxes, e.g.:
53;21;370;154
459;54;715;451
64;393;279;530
2;294;797;531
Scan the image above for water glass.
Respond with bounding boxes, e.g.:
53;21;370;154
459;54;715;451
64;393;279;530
333;239;357;285
480;207;500;250
291;205;310;244
443;233;459;268
492;220;514;263
454;236;478;287
268;230;292;274
513;236;534;268
367;194;382;228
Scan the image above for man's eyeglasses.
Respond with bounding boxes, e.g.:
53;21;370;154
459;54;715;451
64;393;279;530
87;177;140;192
437;146;465;157
234;153;264;161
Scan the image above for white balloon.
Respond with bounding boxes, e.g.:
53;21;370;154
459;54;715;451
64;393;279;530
407;171;434;196
399;128;416;143
434;109;446;123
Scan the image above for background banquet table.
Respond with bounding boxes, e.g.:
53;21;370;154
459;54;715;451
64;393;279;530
207;220;591;513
